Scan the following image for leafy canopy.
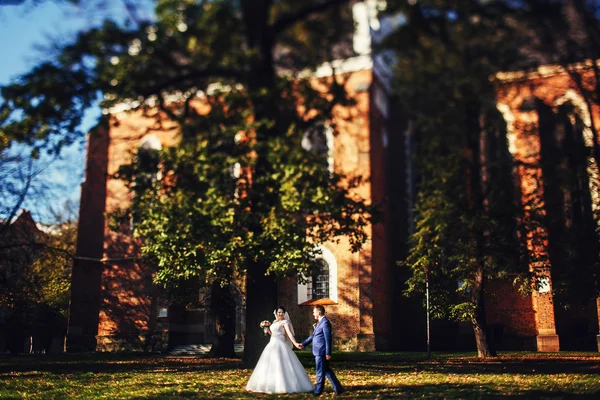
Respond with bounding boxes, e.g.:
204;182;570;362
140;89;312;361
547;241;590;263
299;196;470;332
384;0;535;320
1;0;371;292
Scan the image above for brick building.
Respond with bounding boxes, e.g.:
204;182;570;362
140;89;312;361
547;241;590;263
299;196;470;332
0;210;46;353
370;19;600;352
67;60;379;352
1;210;68;354
67;2;600;353
492;65;600;352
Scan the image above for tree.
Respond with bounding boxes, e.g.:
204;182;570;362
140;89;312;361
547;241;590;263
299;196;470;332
1;0;372;364
386;0;600;356
520;0;600;306
0;150;45;230
0;0;155;230
0;208;75;353
383;0;571;357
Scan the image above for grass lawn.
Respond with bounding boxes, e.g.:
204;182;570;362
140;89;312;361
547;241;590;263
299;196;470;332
2;351;600;399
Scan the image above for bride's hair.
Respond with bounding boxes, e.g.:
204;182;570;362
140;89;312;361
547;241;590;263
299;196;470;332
277;306;286;313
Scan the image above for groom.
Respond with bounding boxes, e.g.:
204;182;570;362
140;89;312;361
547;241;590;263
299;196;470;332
298;305;345;396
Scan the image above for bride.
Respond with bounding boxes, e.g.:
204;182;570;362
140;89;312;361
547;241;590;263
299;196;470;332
246;306;314;394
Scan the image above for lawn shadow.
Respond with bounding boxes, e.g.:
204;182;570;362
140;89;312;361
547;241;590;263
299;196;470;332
347;383;600;399
0;353;246;375
125;384;600;400
329;352;600;377
341;358;600;376
3;352;600;377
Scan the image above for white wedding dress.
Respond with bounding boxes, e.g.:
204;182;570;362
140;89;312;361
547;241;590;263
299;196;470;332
246;319;314;394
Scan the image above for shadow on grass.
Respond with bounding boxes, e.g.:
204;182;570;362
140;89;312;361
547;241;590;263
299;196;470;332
0;353;246;374
320;351;600;377
113;384;600;400
340;359;600;376
2;351;600;377
346;384;600;400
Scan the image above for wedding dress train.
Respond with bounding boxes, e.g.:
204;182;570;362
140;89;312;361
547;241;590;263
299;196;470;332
246;320;314;394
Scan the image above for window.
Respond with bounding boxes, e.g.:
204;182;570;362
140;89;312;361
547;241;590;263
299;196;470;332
136;135;162;190
537;276;551;293
302;123;334;174
307;258;330;300
130;135;162;229
298;245;338;305
139;135;162;152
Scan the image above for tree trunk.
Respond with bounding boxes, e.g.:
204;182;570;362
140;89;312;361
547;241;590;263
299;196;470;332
241;20;280;365
207;281;237;358
241;93;280;366
471;264;496;357
238;0;349;366
466;103;497;357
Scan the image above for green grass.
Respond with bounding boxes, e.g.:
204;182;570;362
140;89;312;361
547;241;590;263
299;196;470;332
1;351;600;399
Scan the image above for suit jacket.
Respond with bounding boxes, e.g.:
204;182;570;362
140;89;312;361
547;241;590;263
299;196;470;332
302;316;332;356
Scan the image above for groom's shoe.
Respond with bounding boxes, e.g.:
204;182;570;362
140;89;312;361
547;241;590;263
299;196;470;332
313;383;324;396
334;387;345;396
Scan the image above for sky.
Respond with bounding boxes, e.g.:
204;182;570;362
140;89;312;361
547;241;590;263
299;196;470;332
0;0;153;224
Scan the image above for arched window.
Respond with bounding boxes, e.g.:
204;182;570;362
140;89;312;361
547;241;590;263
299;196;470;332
555;91;600;215
297;245;338;305
307;258;330;300
136;135;162;189
139;135;162;152
130;135;162;229
302;123;334;174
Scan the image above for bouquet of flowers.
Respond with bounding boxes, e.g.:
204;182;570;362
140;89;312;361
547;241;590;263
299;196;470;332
259;320;271;336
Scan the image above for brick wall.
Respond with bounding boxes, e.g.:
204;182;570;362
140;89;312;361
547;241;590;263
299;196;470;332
495;66;600;351
485;279;537;350
67;124;110;352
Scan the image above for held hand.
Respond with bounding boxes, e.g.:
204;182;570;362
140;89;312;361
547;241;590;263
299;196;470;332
326;355;331;361
296;343;304;350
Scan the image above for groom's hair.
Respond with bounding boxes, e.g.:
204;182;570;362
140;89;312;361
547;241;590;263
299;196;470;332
314;305;325;316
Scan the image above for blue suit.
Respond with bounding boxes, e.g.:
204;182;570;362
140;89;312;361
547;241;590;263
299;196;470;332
302;316;344;395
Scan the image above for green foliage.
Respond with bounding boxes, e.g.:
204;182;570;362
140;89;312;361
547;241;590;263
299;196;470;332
390;0;600;331
386;0;533;322
0;220;74;346
0;0;369;284
25;223;75;317
125;80;372;289
0;0;369;363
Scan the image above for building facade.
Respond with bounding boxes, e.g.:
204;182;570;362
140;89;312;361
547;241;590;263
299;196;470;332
67;2;600;353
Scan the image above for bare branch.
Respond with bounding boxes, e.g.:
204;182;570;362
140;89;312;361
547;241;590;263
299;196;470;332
0;158;34;231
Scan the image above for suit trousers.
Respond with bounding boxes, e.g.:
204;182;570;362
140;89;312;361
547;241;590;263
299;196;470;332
314;355;343;395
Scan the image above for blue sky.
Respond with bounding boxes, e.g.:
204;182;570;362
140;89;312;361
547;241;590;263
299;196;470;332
0;1;153;223
0;1;154;84
0;2;93;223
0;3;86;83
